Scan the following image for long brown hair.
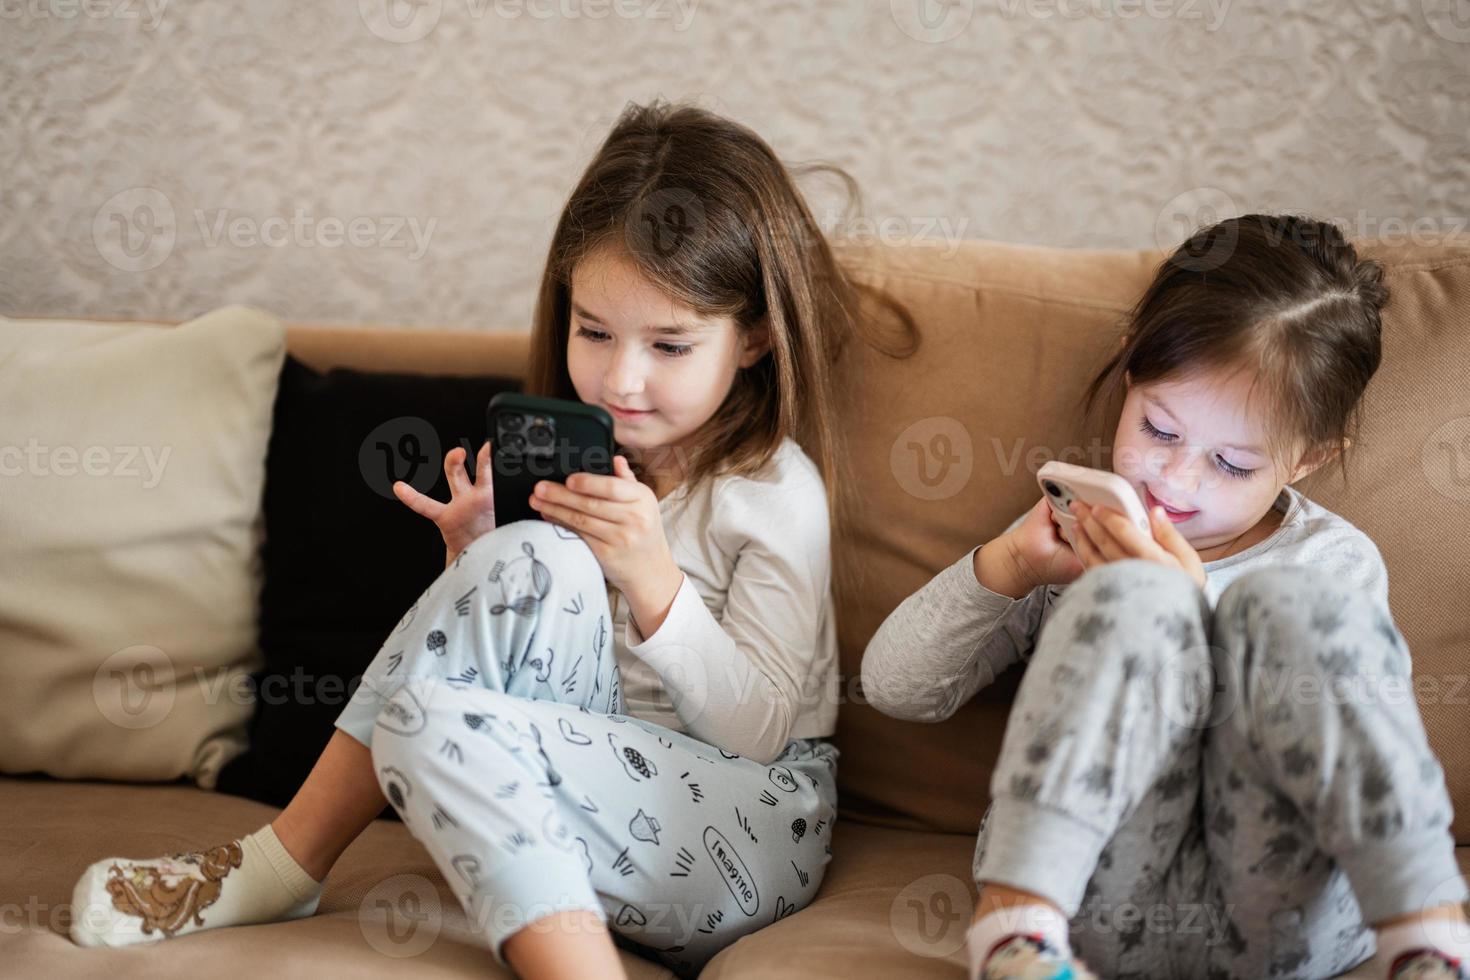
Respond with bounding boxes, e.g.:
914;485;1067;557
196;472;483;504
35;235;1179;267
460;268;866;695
1083;213;1389;483
527;99;915;537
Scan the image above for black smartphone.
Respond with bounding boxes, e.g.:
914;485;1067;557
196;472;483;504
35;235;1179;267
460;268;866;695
487;393;616;526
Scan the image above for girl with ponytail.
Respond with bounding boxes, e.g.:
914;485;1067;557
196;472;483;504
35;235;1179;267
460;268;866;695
865;214;1470;980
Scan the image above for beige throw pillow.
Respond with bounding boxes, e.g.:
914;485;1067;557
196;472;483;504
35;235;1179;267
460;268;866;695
0;305;284;788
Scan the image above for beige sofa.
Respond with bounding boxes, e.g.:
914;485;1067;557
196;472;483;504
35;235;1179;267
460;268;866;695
4;235;1468;978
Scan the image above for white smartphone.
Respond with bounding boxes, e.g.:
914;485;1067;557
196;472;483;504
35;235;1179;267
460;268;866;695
1036;460;1153;551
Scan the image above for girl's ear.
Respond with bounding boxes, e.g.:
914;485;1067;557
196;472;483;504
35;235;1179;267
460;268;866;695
1289;438;1349;483
738;317;772;369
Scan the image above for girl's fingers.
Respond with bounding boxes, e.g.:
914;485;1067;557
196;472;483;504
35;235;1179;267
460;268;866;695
529;496;616;542
546;476;643;510
536;479;610;517
1073;503;1122;562
393;479;446;521
1150;509;1194;565
565;471;639;502
1085;514;1129;562
444;447;471;496
475;440;491;482
1096;507;1154;559
1071;513;1100;567
1087;503;1166;563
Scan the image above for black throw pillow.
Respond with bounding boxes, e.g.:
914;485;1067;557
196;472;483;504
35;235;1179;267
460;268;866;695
215;355;521;819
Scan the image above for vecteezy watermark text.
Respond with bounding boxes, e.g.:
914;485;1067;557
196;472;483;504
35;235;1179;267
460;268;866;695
0;439;170;488
196;207;436;260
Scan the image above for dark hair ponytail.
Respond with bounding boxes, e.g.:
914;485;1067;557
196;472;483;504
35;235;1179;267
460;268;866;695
1083;213;1390;483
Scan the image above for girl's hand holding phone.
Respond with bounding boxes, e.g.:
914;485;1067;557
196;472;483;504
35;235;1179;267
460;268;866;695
528;455;684;630
987;495;1087;595
1071;499;1207;589
392;439;497;566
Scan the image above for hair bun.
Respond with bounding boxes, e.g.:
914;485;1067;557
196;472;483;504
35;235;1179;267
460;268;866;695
1269;214;1388;317
1352;258;1389;314
1277;214;1355;275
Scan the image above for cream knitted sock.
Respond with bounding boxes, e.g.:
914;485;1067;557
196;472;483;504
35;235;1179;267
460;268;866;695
69;823;323;947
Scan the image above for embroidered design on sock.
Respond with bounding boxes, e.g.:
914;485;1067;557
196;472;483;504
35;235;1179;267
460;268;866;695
983;933;1097;980
1390;949;1467;980
104;842;244;937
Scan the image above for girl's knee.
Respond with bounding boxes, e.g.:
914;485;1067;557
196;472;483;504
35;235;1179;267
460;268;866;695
371;682;541;783
1067;558;1202;614
1039;560;1208;668
367;679;444;817
370;679;440;759
1215;567;1382;668
1216;565;1314;619
370;678;484;769
448;519;602;598
1211;569;1411;740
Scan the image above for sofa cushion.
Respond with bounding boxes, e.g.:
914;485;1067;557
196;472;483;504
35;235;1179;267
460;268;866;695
699;819;1470;979
0;306;284;788
0;774;674;978
215;356;521;812
827;237;1470;842
5;772;1462;978
701;821;977;979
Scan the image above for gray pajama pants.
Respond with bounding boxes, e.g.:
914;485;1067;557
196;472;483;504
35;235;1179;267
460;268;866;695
973;559;1467;980
333;519;838;977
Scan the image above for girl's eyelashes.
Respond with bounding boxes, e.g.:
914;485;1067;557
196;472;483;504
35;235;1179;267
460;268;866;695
575;324;609;343
1137;416;1256;481
574;324;693;358
1216;456;1255;480
1137;415;1177;443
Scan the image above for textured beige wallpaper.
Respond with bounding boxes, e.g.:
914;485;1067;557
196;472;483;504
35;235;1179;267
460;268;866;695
3;0;1468;328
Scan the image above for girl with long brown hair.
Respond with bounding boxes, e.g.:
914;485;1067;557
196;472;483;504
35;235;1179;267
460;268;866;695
71;100;913;979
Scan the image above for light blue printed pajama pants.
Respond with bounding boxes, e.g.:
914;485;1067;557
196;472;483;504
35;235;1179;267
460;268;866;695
333;518;838;977
972;559;1467;980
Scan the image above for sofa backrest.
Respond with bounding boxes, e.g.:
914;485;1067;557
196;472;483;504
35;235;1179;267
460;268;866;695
282;234;1470;843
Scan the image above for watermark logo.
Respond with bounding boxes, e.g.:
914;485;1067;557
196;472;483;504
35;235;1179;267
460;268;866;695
1154;187;1239;272
891;416;974;500
889;0;974;43
1422;416;1470;502
484;0;699;29
359;873;443;957
1422;0;1470;43
1155;644;1238;731
93;188;438;272
358;0;699;43
998;0;1232;31
93;187;176;273
890;873;973;957
359;0;443;42
625;186;705;263
1416;874;1470;944
194;207;436;259
0;0;170;30
93;645;176;730
0;440;171;488
637;642;712;726
820;208;972;258
360;416;445;500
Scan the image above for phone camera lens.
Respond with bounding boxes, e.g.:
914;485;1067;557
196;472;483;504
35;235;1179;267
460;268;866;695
504;432;527;452
527;423;553;448
500;413;525;432
1043;481;1060;497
